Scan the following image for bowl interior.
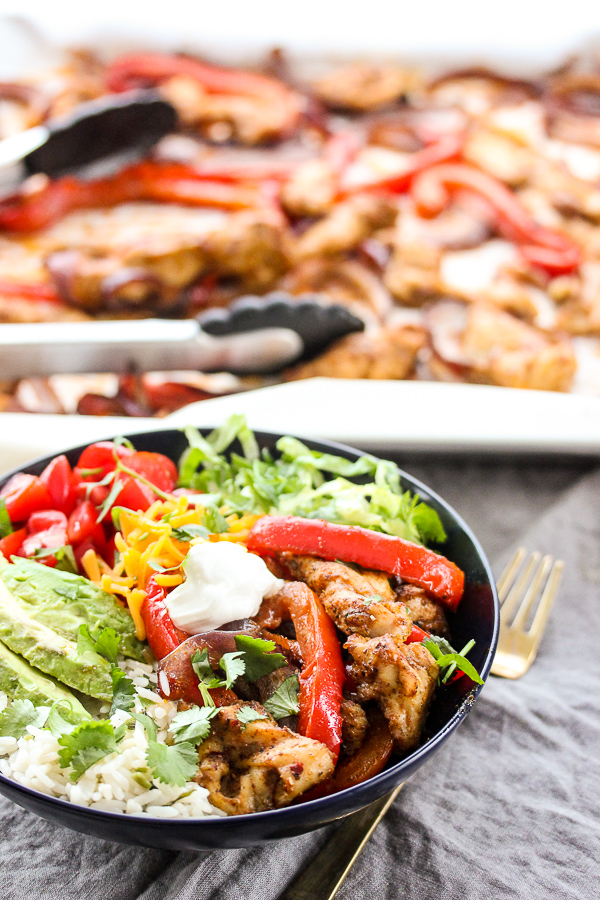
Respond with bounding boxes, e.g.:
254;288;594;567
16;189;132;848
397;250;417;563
0;427;499;850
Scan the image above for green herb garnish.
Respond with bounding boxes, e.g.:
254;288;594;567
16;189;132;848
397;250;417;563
264;676;300;720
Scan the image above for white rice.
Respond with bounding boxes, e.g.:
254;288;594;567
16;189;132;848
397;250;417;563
0;658;226;818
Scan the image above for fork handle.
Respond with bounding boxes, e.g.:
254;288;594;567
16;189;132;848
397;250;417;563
279;784;403;900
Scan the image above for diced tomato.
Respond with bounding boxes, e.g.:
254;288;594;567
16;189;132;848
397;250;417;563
113;476;155;513
76;441;134;480
39;455;78;516
67;500;99;545
21;509;68;559
125;451;178;493
0;527;27;559
0;474;53;524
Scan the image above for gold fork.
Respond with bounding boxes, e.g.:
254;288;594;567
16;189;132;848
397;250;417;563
281;548;564;900
491;548;564;679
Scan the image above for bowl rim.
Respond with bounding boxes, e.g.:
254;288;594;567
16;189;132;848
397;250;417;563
0;425;499;828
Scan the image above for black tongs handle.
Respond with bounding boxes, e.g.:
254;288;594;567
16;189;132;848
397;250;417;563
24;89;177;179
198;292;365;362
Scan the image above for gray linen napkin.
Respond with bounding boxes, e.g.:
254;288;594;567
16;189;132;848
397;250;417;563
1;456;599;900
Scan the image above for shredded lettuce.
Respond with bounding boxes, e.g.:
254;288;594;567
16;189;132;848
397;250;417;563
177;417;446;546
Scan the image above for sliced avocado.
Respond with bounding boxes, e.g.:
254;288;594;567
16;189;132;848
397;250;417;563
0;639;89;719
0;574;113;700
0;557;145;661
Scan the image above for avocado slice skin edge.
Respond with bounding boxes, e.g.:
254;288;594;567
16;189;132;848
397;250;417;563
0;639;89;719
0;574;113;701
1;558;145;662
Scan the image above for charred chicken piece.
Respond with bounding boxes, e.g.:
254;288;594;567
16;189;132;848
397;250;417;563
283;555;412;640
313;63;420;111
292;194;397;262
345;634;438;752
194;702;335;815
394;584;450;639
340;698;369;756
284;322;425;381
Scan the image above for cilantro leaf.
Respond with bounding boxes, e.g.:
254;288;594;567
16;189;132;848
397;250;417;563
0;498;13;539
129;711;158;742
170;707;217;745
234;635;286;683
191;648;222;688
31;544;78;575
264;675;300;720
219;651;246;689
58;720;123;781
202;508;229;534
362;593;383;607
0;700;49;738
146;740;198;786
236;706;268;729
148;560;180;574
110;667;136;715
46;701;83;737
424;639;483;685
171;524;210;542
77;625;120;666
96;475;124;524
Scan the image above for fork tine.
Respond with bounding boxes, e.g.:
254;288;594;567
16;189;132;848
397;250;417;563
500;551;541;625
528;559;564;637
496;547;527;602
511;554;553;631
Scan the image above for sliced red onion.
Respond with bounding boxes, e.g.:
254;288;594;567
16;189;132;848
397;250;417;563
100;268;164;307
425;300;472;374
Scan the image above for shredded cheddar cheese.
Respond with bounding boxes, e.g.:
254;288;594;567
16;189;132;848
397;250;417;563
93;494;264;642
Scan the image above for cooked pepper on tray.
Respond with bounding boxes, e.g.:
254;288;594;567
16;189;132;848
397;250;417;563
0;415;482;818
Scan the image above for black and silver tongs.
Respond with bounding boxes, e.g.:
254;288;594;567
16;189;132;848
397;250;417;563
0;89;177;195
0;293;365;378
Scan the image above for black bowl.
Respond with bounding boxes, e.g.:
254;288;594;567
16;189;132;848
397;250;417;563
0;428;499;850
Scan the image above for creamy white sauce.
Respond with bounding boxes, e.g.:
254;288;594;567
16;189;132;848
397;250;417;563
164;541;284;634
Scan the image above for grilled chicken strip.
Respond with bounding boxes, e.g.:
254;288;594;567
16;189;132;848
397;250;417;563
345;635;439;752
194;702;334;815
395;583;450;639
340;698;368;756
284;555;412;639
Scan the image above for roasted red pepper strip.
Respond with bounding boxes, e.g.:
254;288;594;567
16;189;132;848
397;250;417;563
0;280;63;303
411;162;582;275
248;516;465;611
257;581;344;760
140;576;185;661
341;132;464;197
105;52;301;137
406;623;430;643
0;161;262;233
301;708;393;801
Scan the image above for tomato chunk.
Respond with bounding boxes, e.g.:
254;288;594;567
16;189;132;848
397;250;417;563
0;474;53;524
125;451;178;493
40;455;78;516
0;527;27;559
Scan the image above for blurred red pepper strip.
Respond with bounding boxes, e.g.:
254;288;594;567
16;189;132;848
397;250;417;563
105;51;301;138
257;581;344;760
341;132;464;197
248;516;465;611
0;161;263;233
411;162;582;275
0;280;63;303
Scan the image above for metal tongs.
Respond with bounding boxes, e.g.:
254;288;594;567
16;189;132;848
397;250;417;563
0;89;177;195
0;293;365;378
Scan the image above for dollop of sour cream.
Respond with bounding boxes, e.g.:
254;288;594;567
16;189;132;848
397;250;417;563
164;541;284;634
